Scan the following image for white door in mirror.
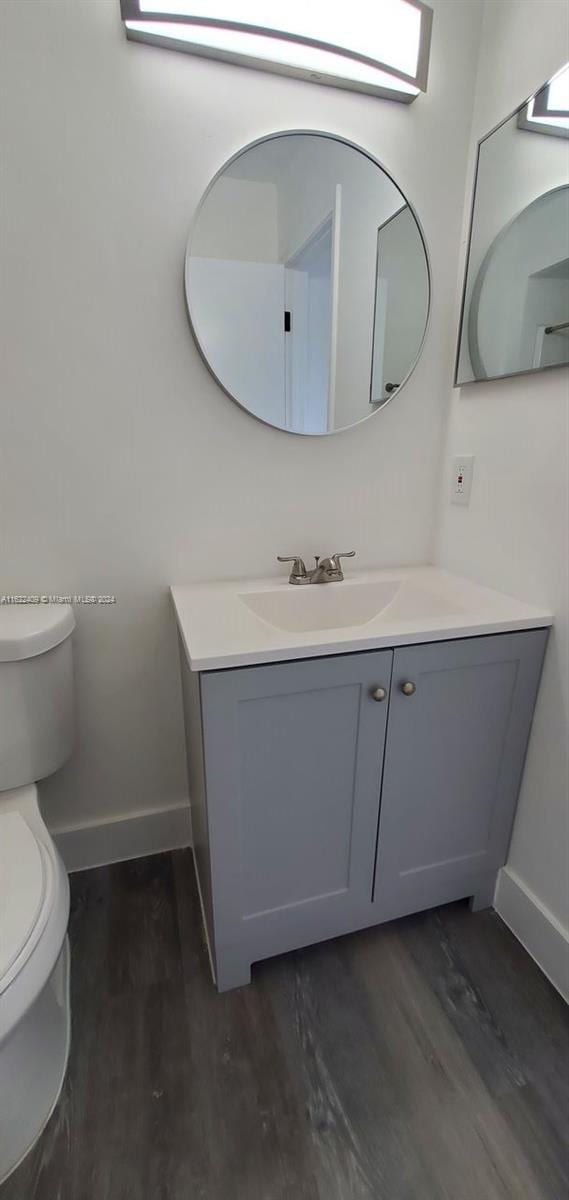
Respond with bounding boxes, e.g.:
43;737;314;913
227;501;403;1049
185;132;430;436
451;455;475;506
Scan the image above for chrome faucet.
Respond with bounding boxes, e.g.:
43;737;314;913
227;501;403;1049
277;551;356;585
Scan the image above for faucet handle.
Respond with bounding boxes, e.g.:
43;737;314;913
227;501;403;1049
277;555;308;583
325;551;355;580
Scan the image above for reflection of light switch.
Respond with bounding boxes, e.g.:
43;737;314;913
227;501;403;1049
451;456;474;506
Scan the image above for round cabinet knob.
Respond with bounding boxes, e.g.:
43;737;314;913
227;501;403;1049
401;681;417;696
370;686;387;702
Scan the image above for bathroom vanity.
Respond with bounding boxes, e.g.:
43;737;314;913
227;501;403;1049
172;568;551;990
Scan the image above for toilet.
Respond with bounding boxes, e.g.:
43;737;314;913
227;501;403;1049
0;603;76;1184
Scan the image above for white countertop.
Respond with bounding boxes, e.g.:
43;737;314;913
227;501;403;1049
171;566;552;672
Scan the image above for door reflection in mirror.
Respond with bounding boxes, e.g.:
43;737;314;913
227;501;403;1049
186;133;429;435
371;205;430;403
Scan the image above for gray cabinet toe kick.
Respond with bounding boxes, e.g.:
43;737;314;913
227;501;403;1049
179;629;548;991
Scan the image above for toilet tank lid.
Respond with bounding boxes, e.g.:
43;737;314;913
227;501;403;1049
0;604;75;661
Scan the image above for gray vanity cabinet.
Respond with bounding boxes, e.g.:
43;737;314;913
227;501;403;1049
373;632;547;923
181;628;547;991
196;650;393;990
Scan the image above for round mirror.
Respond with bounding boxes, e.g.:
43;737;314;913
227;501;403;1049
185;132;430;435
468;186;569;380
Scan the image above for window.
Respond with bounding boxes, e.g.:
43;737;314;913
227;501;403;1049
120;0;433;103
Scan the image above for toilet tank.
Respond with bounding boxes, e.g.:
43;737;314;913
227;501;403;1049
0;605;75;792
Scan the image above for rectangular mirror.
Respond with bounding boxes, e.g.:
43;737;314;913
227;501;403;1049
456;62;569;386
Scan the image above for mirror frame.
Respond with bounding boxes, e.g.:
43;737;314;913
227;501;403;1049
185;130;432;436
454;70;569;388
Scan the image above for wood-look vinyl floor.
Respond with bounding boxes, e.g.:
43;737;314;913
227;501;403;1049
2;850;568;1200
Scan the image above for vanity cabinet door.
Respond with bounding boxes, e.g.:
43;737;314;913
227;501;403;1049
373;630;547;922
200;650;393;989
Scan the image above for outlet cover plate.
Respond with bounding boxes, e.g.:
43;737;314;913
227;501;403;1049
451;455;475;506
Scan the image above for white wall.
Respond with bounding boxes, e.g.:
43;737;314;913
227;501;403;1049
189;258;286;425
437;0;569;991
0;0;482;841
190;173;286;425
191;176;279;261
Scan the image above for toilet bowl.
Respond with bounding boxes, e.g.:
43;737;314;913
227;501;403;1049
0;605;75;1185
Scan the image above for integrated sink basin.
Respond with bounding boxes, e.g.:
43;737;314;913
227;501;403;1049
239;579;402;632
171;567;553;671
239;579;467;633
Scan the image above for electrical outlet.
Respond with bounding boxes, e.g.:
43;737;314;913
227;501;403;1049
451;455;475;506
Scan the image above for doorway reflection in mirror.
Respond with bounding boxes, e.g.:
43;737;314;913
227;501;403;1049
186;133;430;435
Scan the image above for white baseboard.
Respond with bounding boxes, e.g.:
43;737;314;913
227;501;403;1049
52;803;192;873
495;866;569;1003
51;815;569;1002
